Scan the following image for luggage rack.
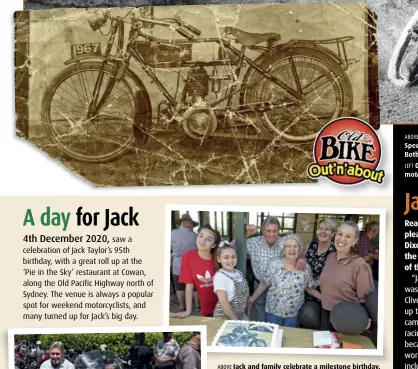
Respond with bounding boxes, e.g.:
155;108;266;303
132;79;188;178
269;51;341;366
249;36;359;70
288;36;359;70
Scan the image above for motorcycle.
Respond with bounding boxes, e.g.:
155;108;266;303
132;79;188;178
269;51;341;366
41;6;357;163
217;325;267;347
20;344;49;369
66;348;85;363
14;353;25;369
73;348;124;369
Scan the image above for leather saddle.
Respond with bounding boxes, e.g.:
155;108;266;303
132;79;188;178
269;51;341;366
224;27;281;47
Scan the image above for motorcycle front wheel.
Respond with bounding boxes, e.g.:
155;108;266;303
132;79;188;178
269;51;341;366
41;61;151;163
217;336;233;345
242;47;353;143
249;339;267;347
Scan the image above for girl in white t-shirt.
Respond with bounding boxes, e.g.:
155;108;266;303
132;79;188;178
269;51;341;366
213;242;249;320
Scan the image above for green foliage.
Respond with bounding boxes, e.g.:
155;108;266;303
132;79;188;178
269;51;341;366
172;332;194;347
14;335;40;343
144;332;193;348
39;332;194;355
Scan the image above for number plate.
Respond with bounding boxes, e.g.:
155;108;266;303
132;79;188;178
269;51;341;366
71;43;101;57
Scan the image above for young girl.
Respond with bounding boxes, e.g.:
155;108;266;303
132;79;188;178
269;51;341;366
213;242;250;320
170;224;220;319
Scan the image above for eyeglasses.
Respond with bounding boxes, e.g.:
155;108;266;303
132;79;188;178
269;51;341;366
284;244;298;249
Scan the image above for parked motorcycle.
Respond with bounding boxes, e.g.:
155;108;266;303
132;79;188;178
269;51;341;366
14;341;49;369
66;348;85;363
73;348;124;369
42;6;357;163
14;353;25;369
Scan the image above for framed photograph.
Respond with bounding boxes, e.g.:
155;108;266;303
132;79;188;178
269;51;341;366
212;321;279;348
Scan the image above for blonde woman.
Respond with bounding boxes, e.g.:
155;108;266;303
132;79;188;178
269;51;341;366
248;234;320;327
305;218;337;303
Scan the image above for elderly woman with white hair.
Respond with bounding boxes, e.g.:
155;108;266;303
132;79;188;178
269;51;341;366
248;234;320;326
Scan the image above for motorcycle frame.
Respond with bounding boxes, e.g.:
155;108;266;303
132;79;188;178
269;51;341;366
128;35;304;105
72;15;316;117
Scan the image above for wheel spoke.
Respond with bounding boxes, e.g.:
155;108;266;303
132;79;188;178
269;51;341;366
290;57;304;95
248;55;345;141
44;63;142;161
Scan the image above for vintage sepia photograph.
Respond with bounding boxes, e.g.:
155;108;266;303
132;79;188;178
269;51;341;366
166;205;384;354
15;3;378;186
376;0;418;123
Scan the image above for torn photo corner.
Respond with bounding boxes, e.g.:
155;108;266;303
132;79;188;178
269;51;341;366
15;3;379;187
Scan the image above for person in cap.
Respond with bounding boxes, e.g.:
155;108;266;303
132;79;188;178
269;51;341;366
171;214;200;312
130;333;154;369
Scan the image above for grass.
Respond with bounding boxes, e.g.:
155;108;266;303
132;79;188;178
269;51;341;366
26;126;315;187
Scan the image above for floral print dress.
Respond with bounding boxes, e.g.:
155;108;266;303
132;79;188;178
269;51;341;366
305;241;336;302
264;260;315;318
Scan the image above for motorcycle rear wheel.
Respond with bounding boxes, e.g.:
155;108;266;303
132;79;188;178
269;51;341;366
41;61;150;163
243;47;353;143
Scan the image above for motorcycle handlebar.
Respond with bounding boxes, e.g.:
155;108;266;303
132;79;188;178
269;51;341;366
176;27;195;40
139;15;201;37
181;22;201;36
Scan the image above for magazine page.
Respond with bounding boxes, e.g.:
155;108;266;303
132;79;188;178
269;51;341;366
2;0;406;368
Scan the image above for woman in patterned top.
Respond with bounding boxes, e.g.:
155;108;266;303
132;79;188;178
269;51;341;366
305;218;337;303
248;234;320;326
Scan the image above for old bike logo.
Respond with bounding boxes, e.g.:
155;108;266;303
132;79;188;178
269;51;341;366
307;117;385;185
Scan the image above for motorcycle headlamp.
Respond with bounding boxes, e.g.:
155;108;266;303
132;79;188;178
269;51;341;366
87;11;108;32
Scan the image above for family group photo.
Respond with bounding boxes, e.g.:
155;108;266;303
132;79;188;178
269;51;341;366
168;206;383;351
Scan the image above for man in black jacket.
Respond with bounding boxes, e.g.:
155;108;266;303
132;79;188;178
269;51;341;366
130;333;154;369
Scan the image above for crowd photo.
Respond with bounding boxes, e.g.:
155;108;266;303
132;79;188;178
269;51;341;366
14;331;201;369
169;208;381;350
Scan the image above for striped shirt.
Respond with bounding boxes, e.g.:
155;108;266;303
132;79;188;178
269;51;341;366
40;359;74;369
246;236;282;281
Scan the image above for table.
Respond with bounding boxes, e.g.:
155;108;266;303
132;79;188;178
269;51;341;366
170;316;376;349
